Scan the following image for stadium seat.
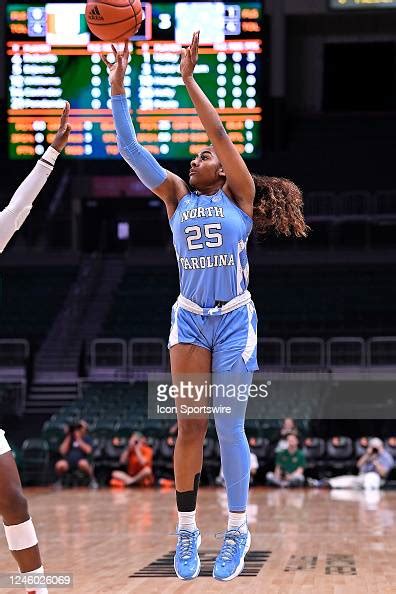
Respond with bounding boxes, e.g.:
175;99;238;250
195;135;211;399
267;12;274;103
248;436;270;466
41;422;66;453
385;437;396;460
114;423;135;438
0;267;77;348
202;437;220;485
21;438;50;485
155;436;176;479
303;437;326;477
91;421;117;440
355;436;370;458
326;436;354;474
104;436;129;463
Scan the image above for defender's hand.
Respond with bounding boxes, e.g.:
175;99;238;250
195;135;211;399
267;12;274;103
51;101;71;152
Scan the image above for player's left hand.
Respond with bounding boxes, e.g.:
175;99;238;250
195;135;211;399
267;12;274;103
51;101;72;152
180;31;200;80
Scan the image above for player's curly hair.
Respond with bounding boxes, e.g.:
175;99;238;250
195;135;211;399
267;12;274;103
252;175;309;238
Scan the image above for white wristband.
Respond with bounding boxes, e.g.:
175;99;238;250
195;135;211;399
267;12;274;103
40;146;60;170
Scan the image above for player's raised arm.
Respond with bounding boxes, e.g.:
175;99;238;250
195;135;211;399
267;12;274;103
103;42;189;218
181;32;255;213
0;102;71;254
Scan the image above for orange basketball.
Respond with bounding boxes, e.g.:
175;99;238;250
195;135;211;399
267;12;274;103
85;0;143;41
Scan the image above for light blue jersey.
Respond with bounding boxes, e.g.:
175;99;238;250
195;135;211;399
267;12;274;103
169;189;252;308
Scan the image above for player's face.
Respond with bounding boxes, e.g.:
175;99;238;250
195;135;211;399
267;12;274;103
189;147;225;189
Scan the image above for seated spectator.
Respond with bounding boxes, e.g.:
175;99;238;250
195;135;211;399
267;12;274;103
110;432;154;487
55;420;98;489
275;418;299;452
250;451;259;484
309;437;394;489
266;433;306;487
216;451;259;486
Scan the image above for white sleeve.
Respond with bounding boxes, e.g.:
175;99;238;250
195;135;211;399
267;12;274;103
0;147;59;254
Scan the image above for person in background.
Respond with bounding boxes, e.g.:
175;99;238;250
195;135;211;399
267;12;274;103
267;433;306;488
309;437;394;489
275;418;299;452
55;420;98;489
110;432;154;487
0;102;70;594
216;451;259;487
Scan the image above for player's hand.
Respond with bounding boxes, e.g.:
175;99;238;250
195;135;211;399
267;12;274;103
180;31;200;81
51;101;71;152
101;41;130;91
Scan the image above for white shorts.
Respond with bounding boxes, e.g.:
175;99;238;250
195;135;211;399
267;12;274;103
0;429;11;456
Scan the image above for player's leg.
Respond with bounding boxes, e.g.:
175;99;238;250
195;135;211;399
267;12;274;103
211;303;258;580
0;449;48;594
170;343;211;580
212;356;253;580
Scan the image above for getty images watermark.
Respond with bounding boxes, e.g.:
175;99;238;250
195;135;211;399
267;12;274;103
147;373;272;418
147;371;396;420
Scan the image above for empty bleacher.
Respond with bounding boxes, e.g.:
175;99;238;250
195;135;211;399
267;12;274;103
101;263;396;341
0;266;78;350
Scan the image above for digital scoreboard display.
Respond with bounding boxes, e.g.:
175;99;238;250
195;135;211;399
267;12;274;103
6;1;263;160
329;0;396;9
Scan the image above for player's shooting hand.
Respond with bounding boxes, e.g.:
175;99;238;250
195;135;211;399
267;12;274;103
51;101;71;152
180;31;200;81
102;41;130;92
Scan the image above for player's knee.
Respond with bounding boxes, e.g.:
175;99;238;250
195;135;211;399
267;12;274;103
215;418;245;444
177;419;208;443
0;487;28;524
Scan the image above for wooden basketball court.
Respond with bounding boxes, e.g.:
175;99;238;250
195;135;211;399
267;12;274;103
1;486;396;593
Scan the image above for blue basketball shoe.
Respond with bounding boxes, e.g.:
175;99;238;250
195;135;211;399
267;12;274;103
173;527;201;580
213;525;251;581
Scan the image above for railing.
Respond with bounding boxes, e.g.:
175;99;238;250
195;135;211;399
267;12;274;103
4;337;396;378
367;337;396;367
304;189;396;221
0;381;27;416
90;339;128;376
327;337;365;367
88;336;396;373
129;338;167;370
258;339;285;368
90;338;168;378
287;338;325;368
0;340;30;379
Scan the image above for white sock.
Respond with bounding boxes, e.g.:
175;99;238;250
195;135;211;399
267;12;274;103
228;511;248;533
178;510;197;532
21;565;48;594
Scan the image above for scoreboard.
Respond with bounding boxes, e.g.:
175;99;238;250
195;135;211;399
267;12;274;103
6;1;264;160
329;0;396;9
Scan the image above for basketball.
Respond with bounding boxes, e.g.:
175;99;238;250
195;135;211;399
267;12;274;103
85;0;143;41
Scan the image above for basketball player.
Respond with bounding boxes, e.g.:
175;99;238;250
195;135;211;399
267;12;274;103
103;35;307;580
0;102;71;594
